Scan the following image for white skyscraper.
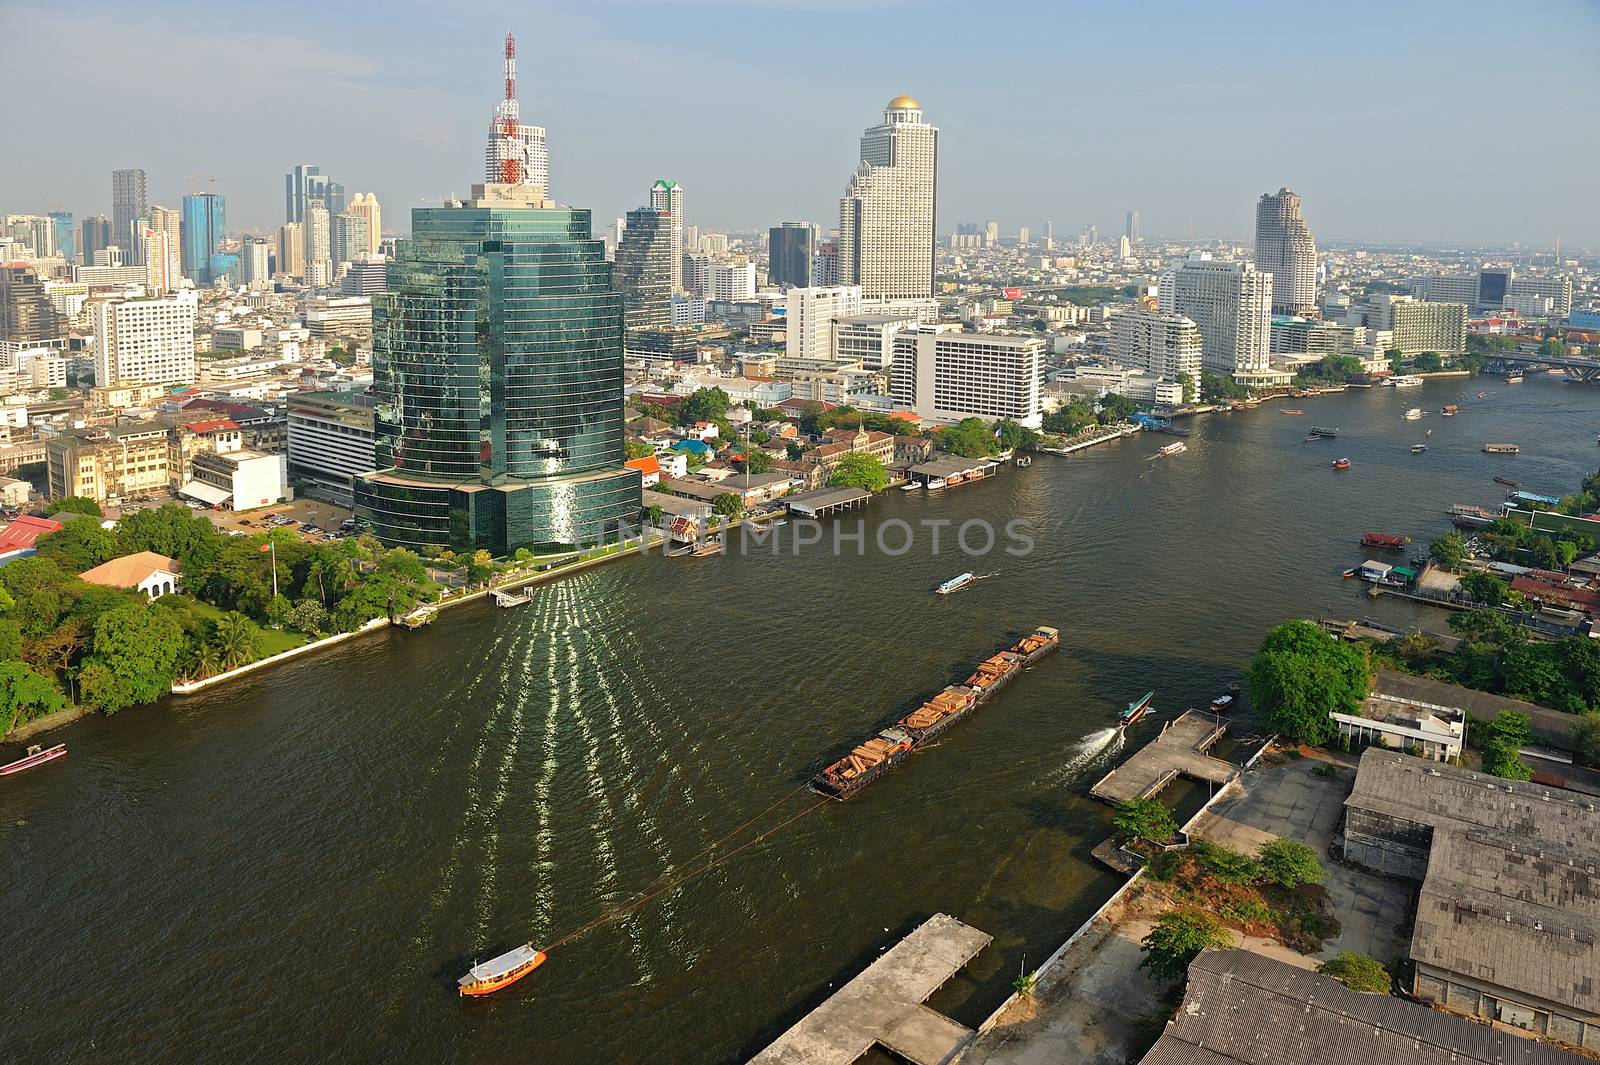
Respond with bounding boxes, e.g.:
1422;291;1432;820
305;201;331;274
839;96;938;301
786;285;863;361
485;32;550;197
1112;308;1203;382
346;193;382;256
649;180;685;293
276;222;304;278
92;291;197;386
241;237;271;288
1159;254;1273;378
1254;187;1318;316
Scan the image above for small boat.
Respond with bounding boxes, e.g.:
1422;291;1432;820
1389;375;1424;388
899;482;920;491
689;535;724;558
1309;426;1339;438
1209;693;1235;714
1493;475;1519;488
1506;372;1523;384
459;944;548;997
1483;443;1519;454
1;743;66;776
1157;442;1187;457
1477;391;1487;399
1332;457;1352;470
1403;408;1424;420
1411;444;1427;454
1425;429;1432;437
1280;408;1305;416
1121;691;1154;728
1342;567;1358;579
1302;435;1321;443
936;572;976;595
1441;404;1458;416
926;478;948;491
1014;455;1032;468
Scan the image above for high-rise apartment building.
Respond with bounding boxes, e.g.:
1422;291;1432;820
112;168;148;265
1254;187;1318;316
0;265;60;346
1410;270;1573;318
786;285;863;362
1348;295;1467;354
769;222;814;289
1159;254;1272;378
332;213;370;266
345;193;382;256
984;221;998;247
614;207;673;330
180;193;225;284
649;180;685;292
91;291;198;386
1017;226;1030;246
80;215;113;268
840;96;938;301
276;223;305;278
304;200;331;271
356;182;640;553
142;205;182;294
241;237;271;287
889;325;1043;428
1113;308;1203;382
703;260;756;303
1126;210;1141;244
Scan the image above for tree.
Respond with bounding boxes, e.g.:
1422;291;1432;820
207;612;262;670
1428;532;1467;572
1256;837;1325;890
51;496;102;518
1098;393;1137;425
1176;372;1197;404
1247;621;1369;746
1459;571;1508;607
1200;371;1251;403
1042;400;1095;436
677;387;731;426
644;504;664;528
465;549;495;586
1414;351;1443;373
1558;638;1600;711
993;418;1040;453
624;439;654;460
828;452;889;493
935;418;1000;458
1481;709;1533;780
1386;348;1404;374
743;448;775;475
711;493;744;520
1317;952;1391;993
1572;714;1600;769
78;604;184;713
285;599;331;637
1500;644;1570;708
0;661;66;735
35;516;119;572
1112;797;1177;845
1139;908;1230;981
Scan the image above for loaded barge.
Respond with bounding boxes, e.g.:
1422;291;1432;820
811;626;1060;799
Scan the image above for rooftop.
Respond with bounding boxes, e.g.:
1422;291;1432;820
1139;949;1588;1065
79;551;180;589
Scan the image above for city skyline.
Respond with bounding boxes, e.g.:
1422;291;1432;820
7;0;1599;247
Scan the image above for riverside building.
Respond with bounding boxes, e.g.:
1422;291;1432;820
356;182;639;553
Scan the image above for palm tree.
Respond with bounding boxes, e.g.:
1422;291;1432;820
209;613;262;670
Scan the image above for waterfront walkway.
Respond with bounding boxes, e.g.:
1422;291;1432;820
1090;710;1234;804
748;913;991;1065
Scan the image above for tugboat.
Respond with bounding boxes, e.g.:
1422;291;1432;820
1441;404;1458;416
1120;691;1154;729
458;944;548;997
1332;457;1352;471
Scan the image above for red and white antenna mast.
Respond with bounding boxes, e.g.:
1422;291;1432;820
497;31;522;185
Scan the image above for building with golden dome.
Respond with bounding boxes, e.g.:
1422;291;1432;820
839;96;938;302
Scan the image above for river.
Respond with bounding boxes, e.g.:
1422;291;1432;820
3;374;1595;1064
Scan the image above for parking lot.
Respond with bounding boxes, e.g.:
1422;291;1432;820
209;497;355;541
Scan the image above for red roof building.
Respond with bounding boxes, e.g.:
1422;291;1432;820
0;515;64;555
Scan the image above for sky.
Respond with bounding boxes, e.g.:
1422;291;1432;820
6;0;1600;247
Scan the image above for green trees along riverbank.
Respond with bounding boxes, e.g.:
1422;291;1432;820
1;504;438;736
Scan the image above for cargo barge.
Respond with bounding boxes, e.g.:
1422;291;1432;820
811;626;1060;799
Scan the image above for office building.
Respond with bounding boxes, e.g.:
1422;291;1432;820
285;164;345;225
340;255;387;296
304;201;331;264
112;168;148;264
345;193;382;256
786;285;863;362
1112;308;1203;383
0;265;61;347
1125;210;1140;243
889;325;1043;428
180;193;225;284
285;390;375;503
812;240;840;286
241;237;271;287
332;212;370;266
839;96;938;300
303;296;372;338
702;260;756;303
80;215;113;269
1411;269;1574;319
46;422;171;503
1159;254;1273;380
1348;294;1467;354
615;207;674;330
1017;226;1030;246
356;181;641;553
833;312;915;371
276;222;305;277
485;33;550;197
1269;316;1359;356
649;180;685;292
48;211;75;265
1254;187;1318;315
91;290;197;386
769;222;814;288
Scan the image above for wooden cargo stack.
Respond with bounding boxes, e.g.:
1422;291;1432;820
965;653;1019;693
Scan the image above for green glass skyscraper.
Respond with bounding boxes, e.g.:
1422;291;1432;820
355;182;640;554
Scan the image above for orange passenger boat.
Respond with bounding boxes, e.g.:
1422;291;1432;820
458;943;547;996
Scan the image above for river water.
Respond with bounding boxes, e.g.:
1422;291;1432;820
3;375;1596;1064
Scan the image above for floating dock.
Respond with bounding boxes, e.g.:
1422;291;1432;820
747;913;991;1065
1090;709;1235;804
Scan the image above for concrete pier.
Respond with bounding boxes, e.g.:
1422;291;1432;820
748;913;991;1065
1090;709;1235;804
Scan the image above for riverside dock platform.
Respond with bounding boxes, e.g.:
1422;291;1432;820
747;913;991;1065
786;486;871;519
1090;710;1235;804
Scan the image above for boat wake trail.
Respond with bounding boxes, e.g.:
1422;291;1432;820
1045;726;1123;785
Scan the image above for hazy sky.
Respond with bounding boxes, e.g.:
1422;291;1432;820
8;0;1599;247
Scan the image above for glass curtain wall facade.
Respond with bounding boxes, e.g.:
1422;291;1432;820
180;193;225;284
355;185;640;554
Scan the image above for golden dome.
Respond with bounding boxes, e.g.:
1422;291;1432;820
887;95;920;110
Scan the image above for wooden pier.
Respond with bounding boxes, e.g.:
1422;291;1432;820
786;487;871;519
747;913;991;1065
490;587;535;608
1090;710;1235;804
